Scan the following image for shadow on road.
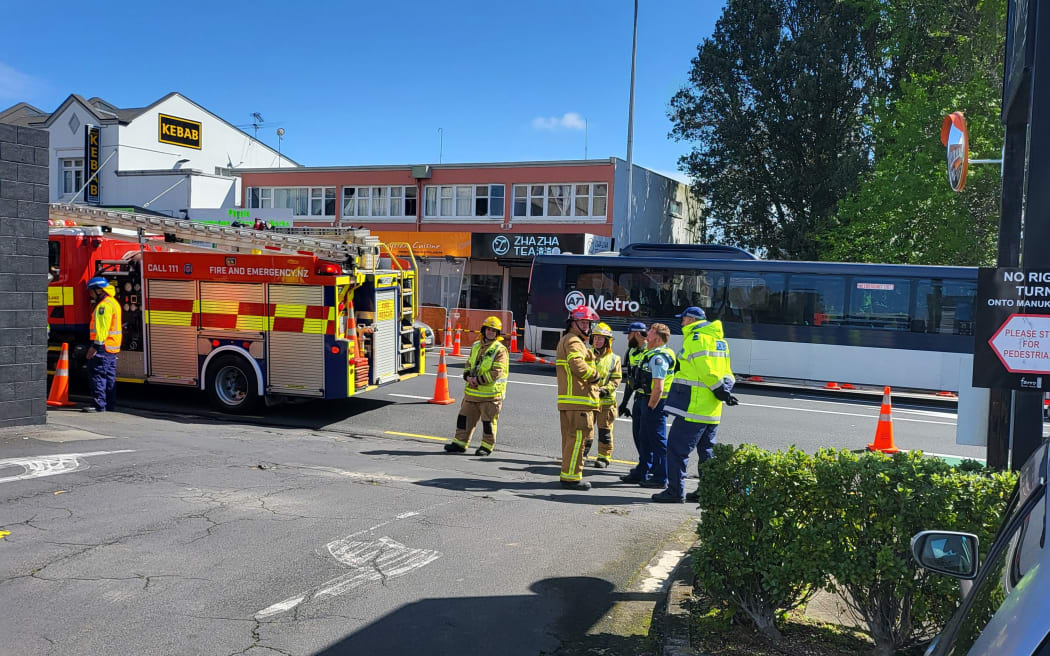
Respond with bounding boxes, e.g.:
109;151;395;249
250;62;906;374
414;476;653;506
313;576;659;656
85;384;396;431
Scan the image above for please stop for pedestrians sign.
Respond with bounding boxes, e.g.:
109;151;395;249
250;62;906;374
975;268;1050;390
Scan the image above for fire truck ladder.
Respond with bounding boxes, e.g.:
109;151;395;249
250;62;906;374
48;203;379;262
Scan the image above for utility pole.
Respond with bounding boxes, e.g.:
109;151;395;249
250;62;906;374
625;0;638;244
987;0;1048;470
1012;0;1050;469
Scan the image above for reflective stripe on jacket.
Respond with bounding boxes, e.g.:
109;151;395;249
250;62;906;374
556;328;599;410
89;292;122;354
464;338;509;400
665;320;734;424
593;349;622;408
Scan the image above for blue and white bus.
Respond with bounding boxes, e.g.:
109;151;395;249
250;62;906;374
525;244;978;393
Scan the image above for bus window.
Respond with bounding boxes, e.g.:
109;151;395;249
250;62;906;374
681;271;726;319
847;278;911;330
48;241;60;282
914;279;976;335
785;275;845;326
726;273;786;324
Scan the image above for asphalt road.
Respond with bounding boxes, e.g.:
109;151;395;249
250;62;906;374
105;349;988;463
0;352;1005;655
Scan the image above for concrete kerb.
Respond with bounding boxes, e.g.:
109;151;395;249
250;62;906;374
660;535;704;656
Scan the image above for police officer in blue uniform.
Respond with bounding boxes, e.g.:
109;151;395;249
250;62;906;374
620;322;676;488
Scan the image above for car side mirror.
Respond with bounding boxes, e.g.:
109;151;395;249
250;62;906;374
911;530;979;580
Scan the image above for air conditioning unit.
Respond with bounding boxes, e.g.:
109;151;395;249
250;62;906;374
411;165;432;179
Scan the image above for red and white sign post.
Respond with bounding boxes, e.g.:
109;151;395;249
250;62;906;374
988;314;1050;374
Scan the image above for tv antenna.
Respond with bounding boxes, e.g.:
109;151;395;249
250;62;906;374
250;112;264;139
236;113;283;140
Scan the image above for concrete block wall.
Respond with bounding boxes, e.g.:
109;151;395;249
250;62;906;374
0;122;49;427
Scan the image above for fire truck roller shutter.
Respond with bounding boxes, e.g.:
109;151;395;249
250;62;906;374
267;284;326;396
145;279;200;384
373;285;399;384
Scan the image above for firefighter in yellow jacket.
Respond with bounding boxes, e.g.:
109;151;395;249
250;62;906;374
555;305;602;490
83;276;122;413
587;322;622;468
444;316;509;456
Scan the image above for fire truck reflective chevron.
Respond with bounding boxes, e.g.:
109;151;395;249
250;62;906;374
144;298;337;334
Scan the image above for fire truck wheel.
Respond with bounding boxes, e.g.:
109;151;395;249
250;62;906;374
206;354;261;413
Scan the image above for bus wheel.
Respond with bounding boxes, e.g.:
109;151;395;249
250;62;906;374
206;354;261;413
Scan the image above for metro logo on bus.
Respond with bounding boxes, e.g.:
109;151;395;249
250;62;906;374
564;291;640;314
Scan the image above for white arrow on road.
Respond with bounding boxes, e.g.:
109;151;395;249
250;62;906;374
255;512;441;619
0;450;135;484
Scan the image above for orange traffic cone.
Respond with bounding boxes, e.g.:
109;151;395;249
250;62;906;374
825;381;841;390
46;343;76;407
867;386;900;454
428;349;456;405
443;316;453;349
452;325;463;357
510;321;519;353
841;383;857;390
519;347;538;363
748;375;764;382
347;314;362;359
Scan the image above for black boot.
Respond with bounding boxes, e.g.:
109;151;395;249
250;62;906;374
560;480;592;491
444;442;466;453
592;459;609;469
475;446;492;456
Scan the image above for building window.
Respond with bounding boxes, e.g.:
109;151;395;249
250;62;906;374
247;187;335;216
340;186;416;218
62;159;84;195
424;185;505;219
512;183;607;219
405;186;417;216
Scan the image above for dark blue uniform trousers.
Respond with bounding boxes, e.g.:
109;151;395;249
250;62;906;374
666;417;718;499
629;398;668;485
89;351;117;411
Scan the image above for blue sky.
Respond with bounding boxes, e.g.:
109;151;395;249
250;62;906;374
2;1;723;181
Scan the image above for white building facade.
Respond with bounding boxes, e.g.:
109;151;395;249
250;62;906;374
0;93;297;217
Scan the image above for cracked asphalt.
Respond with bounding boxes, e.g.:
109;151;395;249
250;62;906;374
0;356;696;656
0;352;971;655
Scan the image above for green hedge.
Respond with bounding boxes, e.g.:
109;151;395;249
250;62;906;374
694;445;1017;654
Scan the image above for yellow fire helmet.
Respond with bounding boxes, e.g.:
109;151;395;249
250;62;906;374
591;322;614;342
481;316;503;333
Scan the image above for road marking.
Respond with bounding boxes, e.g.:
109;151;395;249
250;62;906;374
255;512;440;619
638;548;686;593
742;402;956;425
385;430;448;442
0;450;135;484
380;430;634;466
293;465;415;482
387;393;433;400
920;451;987;463
422;371;559;388
790;395;957;418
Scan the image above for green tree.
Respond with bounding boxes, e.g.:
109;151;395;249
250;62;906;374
669;0;875;259
821;0;1005;265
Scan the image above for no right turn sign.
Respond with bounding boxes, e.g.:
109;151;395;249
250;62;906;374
975;268;1050;389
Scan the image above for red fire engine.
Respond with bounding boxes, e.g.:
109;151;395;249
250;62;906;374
47;204;424;412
